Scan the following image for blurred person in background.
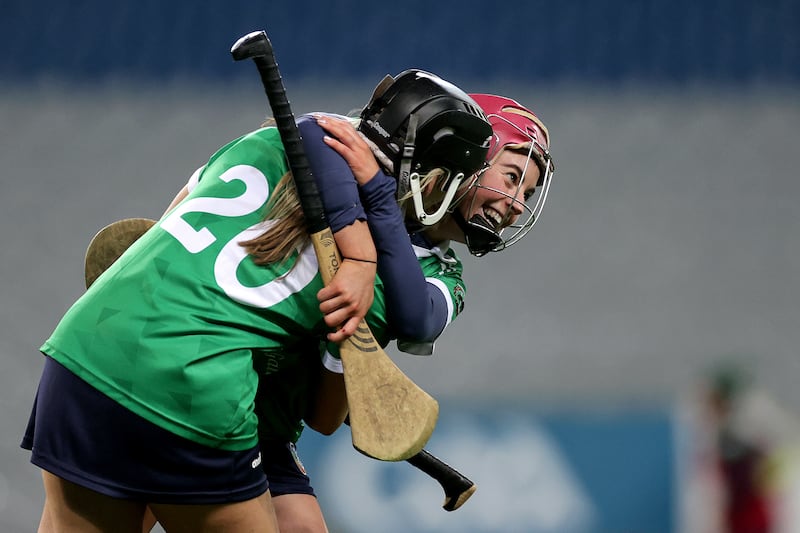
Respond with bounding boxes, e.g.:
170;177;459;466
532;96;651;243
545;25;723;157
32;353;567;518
684;363;800;533
708;366;776;533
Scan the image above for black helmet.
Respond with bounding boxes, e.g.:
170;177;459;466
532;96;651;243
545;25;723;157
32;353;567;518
359;70;492;226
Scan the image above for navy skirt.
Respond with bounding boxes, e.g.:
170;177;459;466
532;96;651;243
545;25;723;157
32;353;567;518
21;356;268;504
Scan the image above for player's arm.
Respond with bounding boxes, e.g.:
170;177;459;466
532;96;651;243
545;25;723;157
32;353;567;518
297;115;378;341
313;115;450;343
359;172;451;342
316;220;376;342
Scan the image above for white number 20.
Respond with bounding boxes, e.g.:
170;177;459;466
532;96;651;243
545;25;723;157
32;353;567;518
160;165;318;308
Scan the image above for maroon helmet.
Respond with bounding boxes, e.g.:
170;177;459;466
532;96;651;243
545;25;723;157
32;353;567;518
452;94;555;256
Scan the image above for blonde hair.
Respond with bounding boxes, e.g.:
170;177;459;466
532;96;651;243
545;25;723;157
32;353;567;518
240;171;307;266
240;117;311;266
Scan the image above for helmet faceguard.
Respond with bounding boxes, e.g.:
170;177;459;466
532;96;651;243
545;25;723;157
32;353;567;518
453;94;555;256
358;70;492;226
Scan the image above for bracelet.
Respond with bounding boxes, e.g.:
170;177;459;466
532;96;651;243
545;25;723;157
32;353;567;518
342;256;377;265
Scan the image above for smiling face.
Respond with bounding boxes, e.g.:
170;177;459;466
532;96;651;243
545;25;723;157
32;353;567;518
436;93;555;256
459;148;540;232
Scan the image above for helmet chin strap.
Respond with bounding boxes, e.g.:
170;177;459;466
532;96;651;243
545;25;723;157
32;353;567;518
396;113;418;202
452;210;503;257
410;171;465;226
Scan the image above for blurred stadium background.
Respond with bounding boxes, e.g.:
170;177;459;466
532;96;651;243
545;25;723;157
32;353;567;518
1;1;798;531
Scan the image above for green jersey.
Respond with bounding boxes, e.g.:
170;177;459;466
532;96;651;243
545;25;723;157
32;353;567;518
42;127;388;451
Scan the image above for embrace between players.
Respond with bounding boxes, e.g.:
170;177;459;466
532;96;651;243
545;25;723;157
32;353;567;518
22;69;555;532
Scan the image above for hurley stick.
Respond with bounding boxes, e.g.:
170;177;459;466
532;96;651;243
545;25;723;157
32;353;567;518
230;30;438;461
342;417;476;510
84;217;156;288
409;449;477;511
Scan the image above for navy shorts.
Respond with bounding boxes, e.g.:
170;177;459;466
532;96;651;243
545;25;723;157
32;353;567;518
21;356;268;504
260;440;315;497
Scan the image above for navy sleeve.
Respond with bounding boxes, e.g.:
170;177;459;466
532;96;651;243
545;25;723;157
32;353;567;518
359;172;449;342
297;113;449;342
297;115;366;232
